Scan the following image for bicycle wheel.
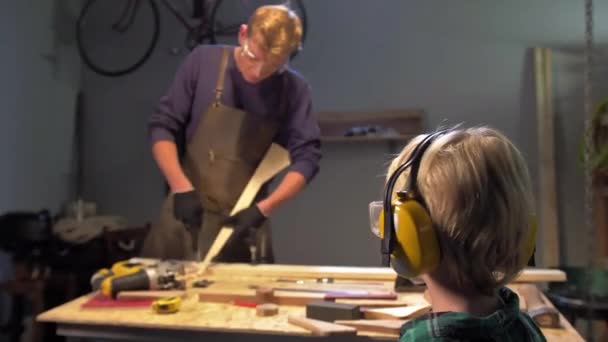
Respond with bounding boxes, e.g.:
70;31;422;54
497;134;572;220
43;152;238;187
76;0;160;77
208;0;308;57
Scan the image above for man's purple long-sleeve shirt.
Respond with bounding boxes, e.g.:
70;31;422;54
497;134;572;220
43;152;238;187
148;45;321;182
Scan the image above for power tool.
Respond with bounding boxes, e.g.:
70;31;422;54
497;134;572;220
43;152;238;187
91;260;185;298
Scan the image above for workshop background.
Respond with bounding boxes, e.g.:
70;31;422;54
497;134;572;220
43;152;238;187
1;0;607;340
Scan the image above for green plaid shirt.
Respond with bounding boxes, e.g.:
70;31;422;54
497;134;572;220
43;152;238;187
399;287;547;342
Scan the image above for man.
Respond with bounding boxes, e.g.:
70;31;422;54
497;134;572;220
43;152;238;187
141;5;321;263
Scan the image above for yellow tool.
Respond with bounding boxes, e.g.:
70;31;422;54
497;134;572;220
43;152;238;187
152;296;182;314
91;260;184;298
90;260;143;291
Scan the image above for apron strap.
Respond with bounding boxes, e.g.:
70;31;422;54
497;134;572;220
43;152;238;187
214;48;230;106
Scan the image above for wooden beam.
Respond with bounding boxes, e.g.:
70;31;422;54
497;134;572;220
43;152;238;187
207;264;567;283
534;47;560;267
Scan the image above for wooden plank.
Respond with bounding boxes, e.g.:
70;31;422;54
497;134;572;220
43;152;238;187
207;264;398;281
336;299;419;308
207;264;567;283
335;319;408;335
287;315;357;336
534;47;560;267
199;144;290;267
513;268;566;283
197;287;399;306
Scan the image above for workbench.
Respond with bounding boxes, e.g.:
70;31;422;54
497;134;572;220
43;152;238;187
37;263;584;341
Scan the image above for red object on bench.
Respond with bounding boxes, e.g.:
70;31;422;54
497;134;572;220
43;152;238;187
81;294;154;309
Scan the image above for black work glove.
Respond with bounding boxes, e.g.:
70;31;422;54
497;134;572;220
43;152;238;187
173;190;203;230
223;205;267;246
212;205;267;262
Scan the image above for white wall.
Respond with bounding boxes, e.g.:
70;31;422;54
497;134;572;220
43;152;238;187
78;0;608;267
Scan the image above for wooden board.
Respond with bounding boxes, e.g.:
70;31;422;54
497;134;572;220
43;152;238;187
287;315;357;336
534;47;560;267
335;319;408;335
197;287;397;306
200;144;290;267
207;264;567;283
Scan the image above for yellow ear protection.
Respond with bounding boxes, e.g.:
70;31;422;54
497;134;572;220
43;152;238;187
380;130;538;278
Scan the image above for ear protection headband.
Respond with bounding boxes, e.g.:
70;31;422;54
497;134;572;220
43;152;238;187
379;130;537;278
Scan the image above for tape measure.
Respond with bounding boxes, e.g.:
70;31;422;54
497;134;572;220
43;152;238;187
152;296;182;314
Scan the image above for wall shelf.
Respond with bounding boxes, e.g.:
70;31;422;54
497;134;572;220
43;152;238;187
318;109;424;143
320;135;416;143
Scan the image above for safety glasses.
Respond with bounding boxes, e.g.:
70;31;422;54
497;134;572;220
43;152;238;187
368;200;384;238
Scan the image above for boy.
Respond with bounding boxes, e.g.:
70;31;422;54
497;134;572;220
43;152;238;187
380;127;546;341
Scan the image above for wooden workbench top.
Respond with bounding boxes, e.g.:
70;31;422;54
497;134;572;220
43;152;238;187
38;290;427;339
37;263;582;341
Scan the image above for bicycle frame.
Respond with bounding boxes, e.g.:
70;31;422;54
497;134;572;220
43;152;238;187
158;0;200;33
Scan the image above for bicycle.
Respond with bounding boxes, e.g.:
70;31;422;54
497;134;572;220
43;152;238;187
76;0;308;77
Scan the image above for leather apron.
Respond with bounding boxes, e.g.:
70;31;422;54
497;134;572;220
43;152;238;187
141;48;287;262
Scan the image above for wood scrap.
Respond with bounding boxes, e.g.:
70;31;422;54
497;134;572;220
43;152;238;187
335;319;408;335
362;304;430;320
513;268;566;283
287;315;357;336
534;47;560;268
255;287;275;304
306;301;361;322
256;303;279;317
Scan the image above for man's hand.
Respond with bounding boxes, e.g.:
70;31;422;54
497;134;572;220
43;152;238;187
223;205;267;245
173;190;203;229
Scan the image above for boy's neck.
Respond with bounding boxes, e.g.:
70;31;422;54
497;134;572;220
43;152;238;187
423;275;501;317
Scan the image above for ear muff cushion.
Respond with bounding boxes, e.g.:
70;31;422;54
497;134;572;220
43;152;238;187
391;200;440;277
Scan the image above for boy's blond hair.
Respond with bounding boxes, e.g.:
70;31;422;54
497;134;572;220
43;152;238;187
386;127;534;295
247;5;303;58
